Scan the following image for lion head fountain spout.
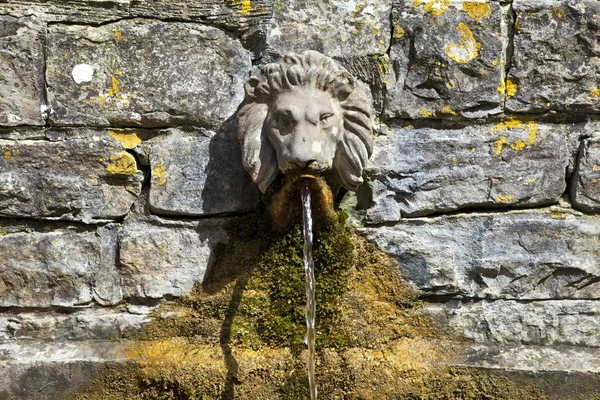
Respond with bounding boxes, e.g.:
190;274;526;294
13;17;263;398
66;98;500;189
236;50;373;225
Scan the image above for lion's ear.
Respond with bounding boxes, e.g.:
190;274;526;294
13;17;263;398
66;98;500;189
244;77;262;101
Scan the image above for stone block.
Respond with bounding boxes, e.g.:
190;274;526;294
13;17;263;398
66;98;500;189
0;221;121;308
0;307;152;340
0;16;46;126
149;127;259;216
571;137;600;212
356;120;568;222
1;0;271;31
362;209;600;299
46;19;251;128
0;129;143;222
507;0;600;113
385;0;504;120
119;218;229;299
266;0;391;57
428;299;600;348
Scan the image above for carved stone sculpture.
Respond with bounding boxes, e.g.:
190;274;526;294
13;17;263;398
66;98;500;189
236;50;373;223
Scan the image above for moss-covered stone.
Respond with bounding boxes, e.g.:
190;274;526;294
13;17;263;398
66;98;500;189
70;208;549;399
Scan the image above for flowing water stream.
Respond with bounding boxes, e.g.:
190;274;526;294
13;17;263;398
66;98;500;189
301;180;317;400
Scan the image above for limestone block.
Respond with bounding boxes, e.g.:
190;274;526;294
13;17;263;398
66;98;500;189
149;127;258;216
46;20;251;128
357;121;567;222
0;221;121;307
0;16;46;126
507;0;600;113
0;129;143;222
385;0;504;120
428;299;600;348
119;218;229;299
571;137;600;212
0;307;152;340
362;209;600;299
1;0;271;31
266;0;391;57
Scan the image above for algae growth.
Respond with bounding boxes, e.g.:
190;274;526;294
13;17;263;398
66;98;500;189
71;207;548;399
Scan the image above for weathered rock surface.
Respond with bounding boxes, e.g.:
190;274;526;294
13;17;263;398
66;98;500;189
0;221;121;308
46;19;251;128
0;0;272;32
385;0;505;120
149;127;259;216
0;307;152;340
265;0;391;58
428;299;600;348
0;129;143;222
571;137;600;212
119;217;229;300
0;16;46;126
361;209;600;299
355;121;568;222
507;0;600;114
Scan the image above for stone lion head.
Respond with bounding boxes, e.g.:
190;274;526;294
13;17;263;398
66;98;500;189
236;51;373;197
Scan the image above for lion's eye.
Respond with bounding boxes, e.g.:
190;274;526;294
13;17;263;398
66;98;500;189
320;113;334;124
275;114;294;129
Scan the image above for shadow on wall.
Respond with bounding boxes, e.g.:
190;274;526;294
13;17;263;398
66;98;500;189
201;116;259;216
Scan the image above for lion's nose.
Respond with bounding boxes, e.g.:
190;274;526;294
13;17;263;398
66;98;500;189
292;160;318;169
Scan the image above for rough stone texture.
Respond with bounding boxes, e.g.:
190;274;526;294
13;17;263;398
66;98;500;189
507;0;600;114
571;137;600;212
0;221;121;308
0;15;46;126
119;217;229;300
355;121;568;222
428;300;600;348
46;19;251;128
0;0;272;32
149;127;259;216
0;129;143;222
385;0;505;120
0;307;152;341
362;209;600;299
265;0;391;58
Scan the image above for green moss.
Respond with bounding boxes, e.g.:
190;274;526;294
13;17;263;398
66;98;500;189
70;208;555;399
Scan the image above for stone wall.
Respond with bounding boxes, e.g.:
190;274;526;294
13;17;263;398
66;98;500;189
1;0;600;384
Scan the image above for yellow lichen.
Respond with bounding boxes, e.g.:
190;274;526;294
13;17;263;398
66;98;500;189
526;178;538;184
592;165;600;171
495;194;515;203
106;151;137;175
153;163;168;185
441;105;457;115
423;0;450;16
497;79;517;98
590;88;600;98
553;6;564;18
393;25;406;39
445;23;481;64
492;119;538;156
108;76;120;97
491;59;499;66
419;107;433;118
108;130;142;149
112;29;124;40
462;2;491;20
232;0;252;14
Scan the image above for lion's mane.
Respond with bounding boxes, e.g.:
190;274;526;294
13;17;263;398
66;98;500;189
236;50;373;193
